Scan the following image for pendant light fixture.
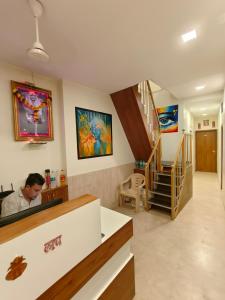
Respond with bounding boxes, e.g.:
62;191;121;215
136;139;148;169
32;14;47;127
27;0;49;62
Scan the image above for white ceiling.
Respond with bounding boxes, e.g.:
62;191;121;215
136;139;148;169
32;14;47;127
149;80;161;93
1;0;225;98
183;91;222;116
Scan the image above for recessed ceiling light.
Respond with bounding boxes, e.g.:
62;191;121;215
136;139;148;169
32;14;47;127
196;85;206;90
202;113;208;116
182;30;197;43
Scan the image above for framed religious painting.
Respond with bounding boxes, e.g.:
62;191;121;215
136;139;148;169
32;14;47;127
11;81;54;141
75;107;113;159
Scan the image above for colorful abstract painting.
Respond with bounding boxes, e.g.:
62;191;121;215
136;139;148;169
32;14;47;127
157;104;178;133
75;107;113;159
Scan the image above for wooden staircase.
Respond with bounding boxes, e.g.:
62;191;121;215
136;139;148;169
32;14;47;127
111;79;193;219
149;162;183;213
150;171;172;211
145;133;193;219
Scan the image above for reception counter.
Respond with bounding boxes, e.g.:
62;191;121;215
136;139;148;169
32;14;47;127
0;195;135;299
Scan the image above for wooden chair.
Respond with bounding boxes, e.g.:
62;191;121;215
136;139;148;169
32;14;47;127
119;173;145;212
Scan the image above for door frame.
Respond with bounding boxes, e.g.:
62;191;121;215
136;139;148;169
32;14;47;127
195;129;217;172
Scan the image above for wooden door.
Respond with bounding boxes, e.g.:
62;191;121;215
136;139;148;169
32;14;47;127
196;130;217;172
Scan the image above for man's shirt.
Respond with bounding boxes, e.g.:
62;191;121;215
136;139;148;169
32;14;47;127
1;189;41;217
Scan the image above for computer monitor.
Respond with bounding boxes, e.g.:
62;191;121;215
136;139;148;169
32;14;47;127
0;198;63;227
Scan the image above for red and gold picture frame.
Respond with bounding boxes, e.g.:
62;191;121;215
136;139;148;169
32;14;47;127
11;81;54;141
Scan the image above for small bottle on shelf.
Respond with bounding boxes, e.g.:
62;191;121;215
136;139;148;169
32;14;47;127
45;169;51;189
50;171;57;188
60;169;66;185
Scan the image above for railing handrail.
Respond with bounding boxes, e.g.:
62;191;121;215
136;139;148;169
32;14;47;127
146;80;161;132
171;132;193;219
171;133;185;171
145;134;161;167
144;134;161;209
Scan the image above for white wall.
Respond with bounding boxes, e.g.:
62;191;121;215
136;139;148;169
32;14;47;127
153;90;183;161
183;107;195;169
62;80;134;176
183;108;194;132
0;62;134;194
218;108;222;186
194;115;218;131
222;91;225;191
0;62;65;189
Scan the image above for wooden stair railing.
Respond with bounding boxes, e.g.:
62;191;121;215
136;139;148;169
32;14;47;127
144;135;162;209
145;132;193;219
171;133;192;219
137;80;161;147
137;79;162;210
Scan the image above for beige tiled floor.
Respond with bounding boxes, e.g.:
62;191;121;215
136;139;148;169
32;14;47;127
116;172;225;300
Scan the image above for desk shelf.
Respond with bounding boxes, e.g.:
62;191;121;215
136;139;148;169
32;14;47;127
41;184;68;203
134;168;145;175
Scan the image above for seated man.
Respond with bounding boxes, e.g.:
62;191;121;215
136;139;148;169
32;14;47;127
1;173;45;218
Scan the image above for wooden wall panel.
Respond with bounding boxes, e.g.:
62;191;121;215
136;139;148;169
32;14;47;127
111;86;152;161
98;257;135;300
178;165;193;214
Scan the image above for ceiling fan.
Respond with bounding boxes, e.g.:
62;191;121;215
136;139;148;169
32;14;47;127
27;0;49;62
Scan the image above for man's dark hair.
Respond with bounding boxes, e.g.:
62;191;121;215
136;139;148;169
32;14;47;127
25;173;45;187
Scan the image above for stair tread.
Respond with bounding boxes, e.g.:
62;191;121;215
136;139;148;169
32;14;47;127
154;183;182;190
156;178;171;184
156;172;184;178
161;161;183;166
150;190;171;197
151;192;171;201
155;188;171;195
156;172;171;177
155;185;171;191
161;161;173;166
149;198;171;209
153;181;171;186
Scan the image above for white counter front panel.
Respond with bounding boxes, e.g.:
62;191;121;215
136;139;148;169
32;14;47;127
71;208;133;300
100;207;131;242
0;199;101;300
72;241;133;300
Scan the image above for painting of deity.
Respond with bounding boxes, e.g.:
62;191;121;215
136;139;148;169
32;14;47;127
11;81;53;141
75;107;113;159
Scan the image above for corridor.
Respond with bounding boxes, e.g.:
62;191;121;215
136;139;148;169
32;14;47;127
119;172;225;300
